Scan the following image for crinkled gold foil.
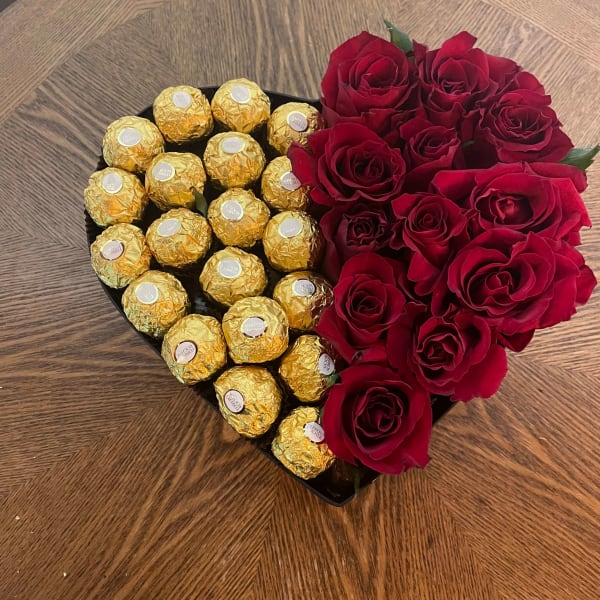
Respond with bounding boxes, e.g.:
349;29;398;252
199;247;267;307
214;366;282;437
262;210;324;272
207;188;270;248
222;296;289;363
271;406;335;479
211;78;271;134
267;102;323;155
279;335;338;403
90;223;151;289
203;132;265;189
260;156;309;212
102;116;164;173
122;270;189;338
84;167;148;227
153;85;214;143
145;152;207;211
146;208;212;268
161;314;227;384
272;271;333;331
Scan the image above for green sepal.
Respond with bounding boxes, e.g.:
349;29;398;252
192;188;208;216
383;19;414;55
326;372;340;387
560;145;600;171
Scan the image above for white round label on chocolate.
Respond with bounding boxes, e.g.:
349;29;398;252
287;111;308;132
304;422;325;443
101;172;124;194
318;353;335;376
152;161;175;182
279;171;301;191
241;316;267;338
224;389;245;413
278;217;303;238
175;341;197;364
135;282;159;305
172;90;193;109
292;279;316;297
230;84;251;104
118;127;142;147
218;258;242;279
100;240;124;261
220;200;244;221
157;218;181;237
221;136;245;154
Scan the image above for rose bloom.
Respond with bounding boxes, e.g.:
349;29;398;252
322;365;432;474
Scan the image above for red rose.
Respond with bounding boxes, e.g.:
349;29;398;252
315;253;406;363
388;303;508;401
288;123;407;207
322;365;432;474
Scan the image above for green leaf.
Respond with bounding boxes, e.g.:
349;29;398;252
326;372;340;387
383;19;414;54
560;145;600;171
192;188;208;216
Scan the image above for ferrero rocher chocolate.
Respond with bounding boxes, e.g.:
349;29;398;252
146;208;212;268
122;270;189;338
203;132;265;189
214;366;282;437
222;296;289;363
153;85;213;143
84;167;148;227
260;156;309;212
145;152;207;211
262;210;324;272
161;314;227;384
207;189;270;248
90;223;151;288
279;335;337;403
272;271;333;331
267;102;322;155
102;116;164;173
199;247;267;306
210;78;270;134
271;406;335;479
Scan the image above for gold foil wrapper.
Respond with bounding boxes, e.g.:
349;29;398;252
199;247;267;307
267;102;323;155
211;78;270;134
214;366;282;437
153;85;214;143
222;296;289;363
272;271;333;331
145;152;207;211
90;223;151;289
122;270;189;338
102;116;165;173
161;314;227;384
279;335;337;403
203;132;266;189
84;167;148;227
271;406;335;480
207;188;270;248
146;208;212;268
262;210;324;272
260;156;309;212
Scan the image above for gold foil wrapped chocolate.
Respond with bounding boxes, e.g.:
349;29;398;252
267;102;322;155
145;152;207;211
210;78;270;134
84;167;148;227
272;270;333;331
153;85;213;143
207;189;270;248
271;406;335;480
146;208;212;268
102;116;164;173
161;314;227;384
90;223;151;288
199;247;267;306
262;210;324;272
222;296;289;363
260;156;309;212
203;132;265;189
214;366;282;437
279;335;337;403
122;270;189;338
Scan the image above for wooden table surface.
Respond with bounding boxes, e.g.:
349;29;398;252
1;0;599;598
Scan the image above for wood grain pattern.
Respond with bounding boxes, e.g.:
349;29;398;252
0;0;598;598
